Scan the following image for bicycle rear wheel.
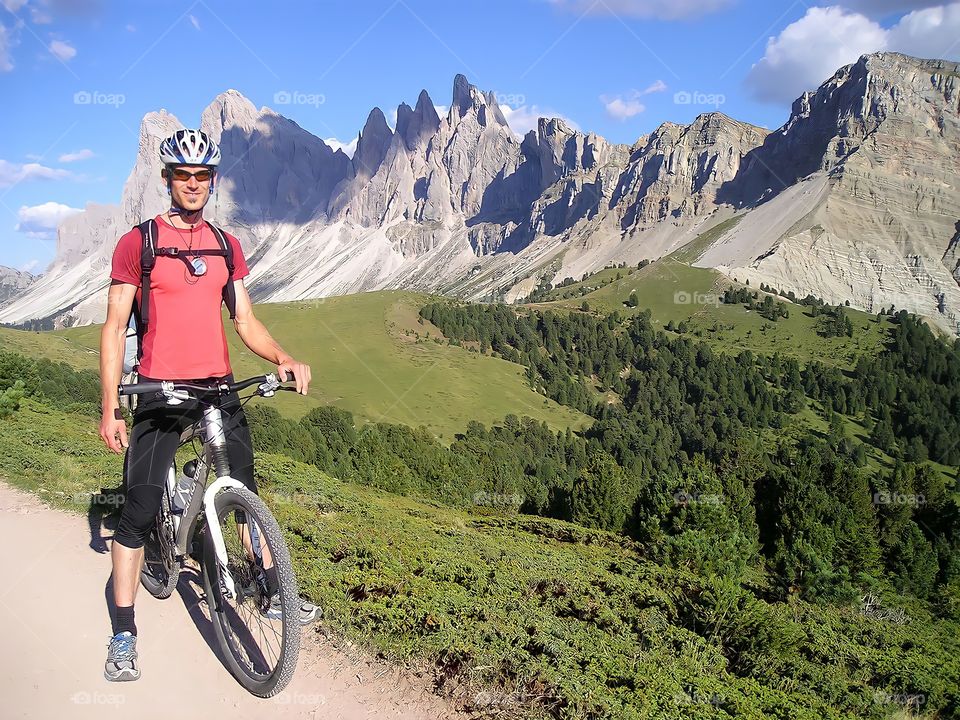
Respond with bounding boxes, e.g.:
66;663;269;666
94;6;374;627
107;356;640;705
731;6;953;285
139;473;179;599
201;487;300;697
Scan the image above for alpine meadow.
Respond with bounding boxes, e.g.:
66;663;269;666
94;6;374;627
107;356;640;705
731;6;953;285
2;1;960;718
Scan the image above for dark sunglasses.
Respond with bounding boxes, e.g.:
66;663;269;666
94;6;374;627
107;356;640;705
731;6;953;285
168;168;213;182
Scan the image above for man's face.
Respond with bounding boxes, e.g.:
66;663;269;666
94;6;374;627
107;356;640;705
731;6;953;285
165;164;213;212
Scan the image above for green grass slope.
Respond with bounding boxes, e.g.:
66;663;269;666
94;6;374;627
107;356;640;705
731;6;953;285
2;400;956;719
0;325;100;370
541;259;890;370
8;291;589;439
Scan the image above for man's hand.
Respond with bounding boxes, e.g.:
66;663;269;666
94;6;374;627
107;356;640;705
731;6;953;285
276;357;311;395
100;411;128;453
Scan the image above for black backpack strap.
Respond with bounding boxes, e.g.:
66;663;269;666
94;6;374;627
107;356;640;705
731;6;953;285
205;221;237;319
135;219;158;360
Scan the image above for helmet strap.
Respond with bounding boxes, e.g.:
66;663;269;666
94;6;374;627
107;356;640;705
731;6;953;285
168;205;203;224
164;167;210;224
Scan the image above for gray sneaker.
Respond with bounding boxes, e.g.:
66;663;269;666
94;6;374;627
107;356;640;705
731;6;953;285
104;631;140;682
262;594;321;625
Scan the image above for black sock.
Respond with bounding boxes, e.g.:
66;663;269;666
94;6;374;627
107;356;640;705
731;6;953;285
114;605;136;637
264;566;279;596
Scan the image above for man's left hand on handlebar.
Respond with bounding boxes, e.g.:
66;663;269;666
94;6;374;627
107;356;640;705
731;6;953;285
276;357;311;395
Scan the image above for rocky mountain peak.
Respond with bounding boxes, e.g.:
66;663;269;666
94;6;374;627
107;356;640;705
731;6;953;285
353;107;394;181
449;74;507;127
451;73;475;117
730;51;960;206
538;116;575;138
4;55;958;337
200;88;260;140
395;89;441;151
0;266;37;308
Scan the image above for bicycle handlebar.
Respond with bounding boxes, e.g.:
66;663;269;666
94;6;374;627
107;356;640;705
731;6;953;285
118;372;295;399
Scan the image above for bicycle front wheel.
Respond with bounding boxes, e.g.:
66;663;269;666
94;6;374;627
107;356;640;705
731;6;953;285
201;487;301;697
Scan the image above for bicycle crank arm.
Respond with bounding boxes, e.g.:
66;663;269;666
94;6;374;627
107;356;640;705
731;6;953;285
203;476;247;600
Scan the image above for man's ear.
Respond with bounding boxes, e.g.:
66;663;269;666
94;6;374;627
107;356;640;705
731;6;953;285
160;167;169;180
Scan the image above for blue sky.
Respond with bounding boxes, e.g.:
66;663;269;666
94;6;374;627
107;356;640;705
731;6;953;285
1;0;958;271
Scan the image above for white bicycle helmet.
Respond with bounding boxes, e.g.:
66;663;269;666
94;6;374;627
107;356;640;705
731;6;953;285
159;129;220;167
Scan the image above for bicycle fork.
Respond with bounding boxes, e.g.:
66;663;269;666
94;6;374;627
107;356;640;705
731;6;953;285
201;405;255;601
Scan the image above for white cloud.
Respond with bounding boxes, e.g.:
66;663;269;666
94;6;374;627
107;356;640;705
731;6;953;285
747;7;888;104
125;23;136;32
747;4;960;104
0;159;73;187
433;103;449;118
325;136;358;158
189;14;200;30
48;39;76;61
15;201;82;238
886;3;960;57
642;79;668;94
18;258;40;273
601;81;667;120
602;95;646;120
501;103;581;138
547;0;734;20
58;148;94;163
1;1;27;12
31;7;53;23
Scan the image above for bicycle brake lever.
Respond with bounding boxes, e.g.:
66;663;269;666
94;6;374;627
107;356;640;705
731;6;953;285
258;375;281;397
164;389;191;405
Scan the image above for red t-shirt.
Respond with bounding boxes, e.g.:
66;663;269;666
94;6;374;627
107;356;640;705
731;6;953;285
110;215;250;380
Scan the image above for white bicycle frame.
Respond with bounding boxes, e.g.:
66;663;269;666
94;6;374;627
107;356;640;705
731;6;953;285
156;375;280;600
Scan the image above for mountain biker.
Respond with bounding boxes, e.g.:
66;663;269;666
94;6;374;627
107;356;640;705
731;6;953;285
98;128;319;682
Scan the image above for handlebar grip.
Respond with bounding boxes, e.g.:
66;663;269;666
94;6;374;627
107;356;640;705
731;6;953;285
118;382;164;396
279;370;294;383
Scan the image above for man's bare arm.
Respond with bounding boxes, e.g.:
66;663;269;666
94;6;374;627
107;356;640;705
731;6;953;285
231;279;311;394
99;281;137;452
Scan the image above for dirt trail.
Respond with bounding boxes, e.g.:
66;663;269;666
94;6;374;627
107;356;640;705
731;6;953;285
0;481;469;719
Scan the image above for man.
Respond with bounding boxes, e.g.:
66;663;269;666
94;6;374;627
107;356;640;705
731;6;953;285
98;129;319;682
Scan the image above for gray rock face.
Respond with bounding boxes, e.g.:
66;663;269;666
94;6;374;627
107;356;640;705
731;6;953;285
723;53;959;205
699;52;960;334
396;90;441;151
0;266;36;310
3;54;959;335
204;89;349;228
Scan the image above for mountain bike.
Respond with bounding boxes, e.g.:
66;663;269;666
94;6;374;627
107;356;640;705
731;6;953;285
118;373;301;697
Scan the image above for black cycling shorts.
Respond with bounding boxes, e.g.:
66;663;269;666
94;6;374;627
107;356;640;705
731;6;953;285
113;373;257;550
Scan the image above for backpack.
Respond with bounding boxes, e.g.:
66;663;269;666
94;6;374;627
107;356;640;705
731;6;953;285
122;218;237;373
